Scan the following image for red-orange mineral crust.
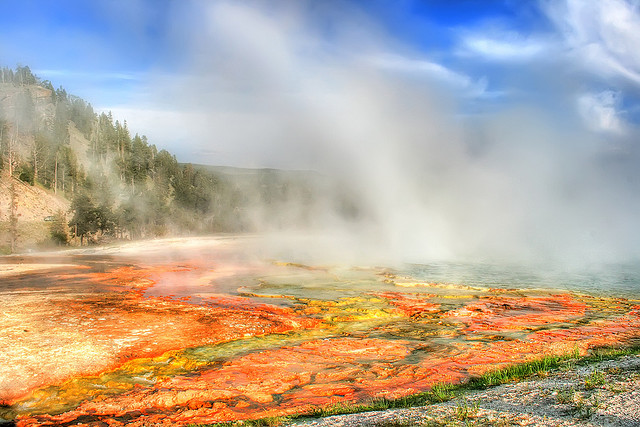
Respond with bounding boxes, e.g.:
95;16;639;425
17;338;414;426
16;310;640;427
453;313;640;377
9;264;640;427
1;264;321;406
444;295;588;331
372;292;440;316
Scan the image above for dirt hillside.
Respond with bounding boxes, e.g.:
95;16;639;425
0;173;70;251
0;173;69;222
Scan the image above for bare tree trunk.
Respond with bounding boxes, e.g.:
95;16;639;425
8;126;16;177
8;136;14;177
9;100;20;177
9;179;17;253
33;144;38;183
54;153;58;194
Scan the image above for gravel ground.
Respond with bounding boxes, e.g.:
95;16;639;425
293;355;640;427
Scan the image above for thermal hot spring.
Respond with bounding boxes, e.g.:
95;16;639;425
1;236;639;426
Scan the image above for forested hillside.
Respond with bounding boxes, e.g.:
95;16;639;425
0;65;360;252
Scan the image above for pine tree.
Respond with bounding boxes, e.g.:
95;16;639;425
69;193;98;245
49;210;70;245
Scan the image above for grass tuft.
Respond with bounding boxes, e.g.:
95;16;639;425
454;397;479;421
574;393;603;419
190;416;292;427
469;355;562;389
556;387;575;404
584;370;606;390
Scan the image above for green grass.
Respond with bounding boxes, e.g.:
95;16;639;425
194;344;640;427
584;370;606;389
556;387;576;404
189;416;292;427
467;354;562;389
574;393;603;419
453;397;479;421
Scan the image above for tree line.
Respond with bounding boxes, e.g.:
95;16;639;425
0;65;240;245
1;65;355;249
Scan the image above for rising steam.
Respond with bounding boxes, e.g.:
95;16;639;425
114;0;640;267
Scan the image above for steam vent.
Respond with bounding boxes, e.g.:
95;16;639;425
1;238;639;426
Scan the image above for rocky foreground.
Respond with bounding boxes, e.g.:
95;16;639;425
295;354;640;426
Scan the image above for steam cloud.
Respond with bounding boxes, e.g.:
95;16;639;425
113;0;640;267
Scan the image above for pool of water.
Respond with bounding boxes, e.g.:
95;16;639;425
402;261;640;298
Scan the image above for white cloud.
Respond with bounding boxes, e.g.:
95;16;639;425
97;106;195;150
35;69;140;81
577;90;626;134
458;0;640;86
460;33;549;62
545;0;640;85
366;53;488;96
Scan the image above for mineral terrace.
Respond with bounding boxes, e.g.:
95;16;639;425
1;238;639;426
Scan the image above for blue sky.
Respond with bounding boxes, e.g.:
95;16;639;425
2;0;640;262
2;0;639;164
